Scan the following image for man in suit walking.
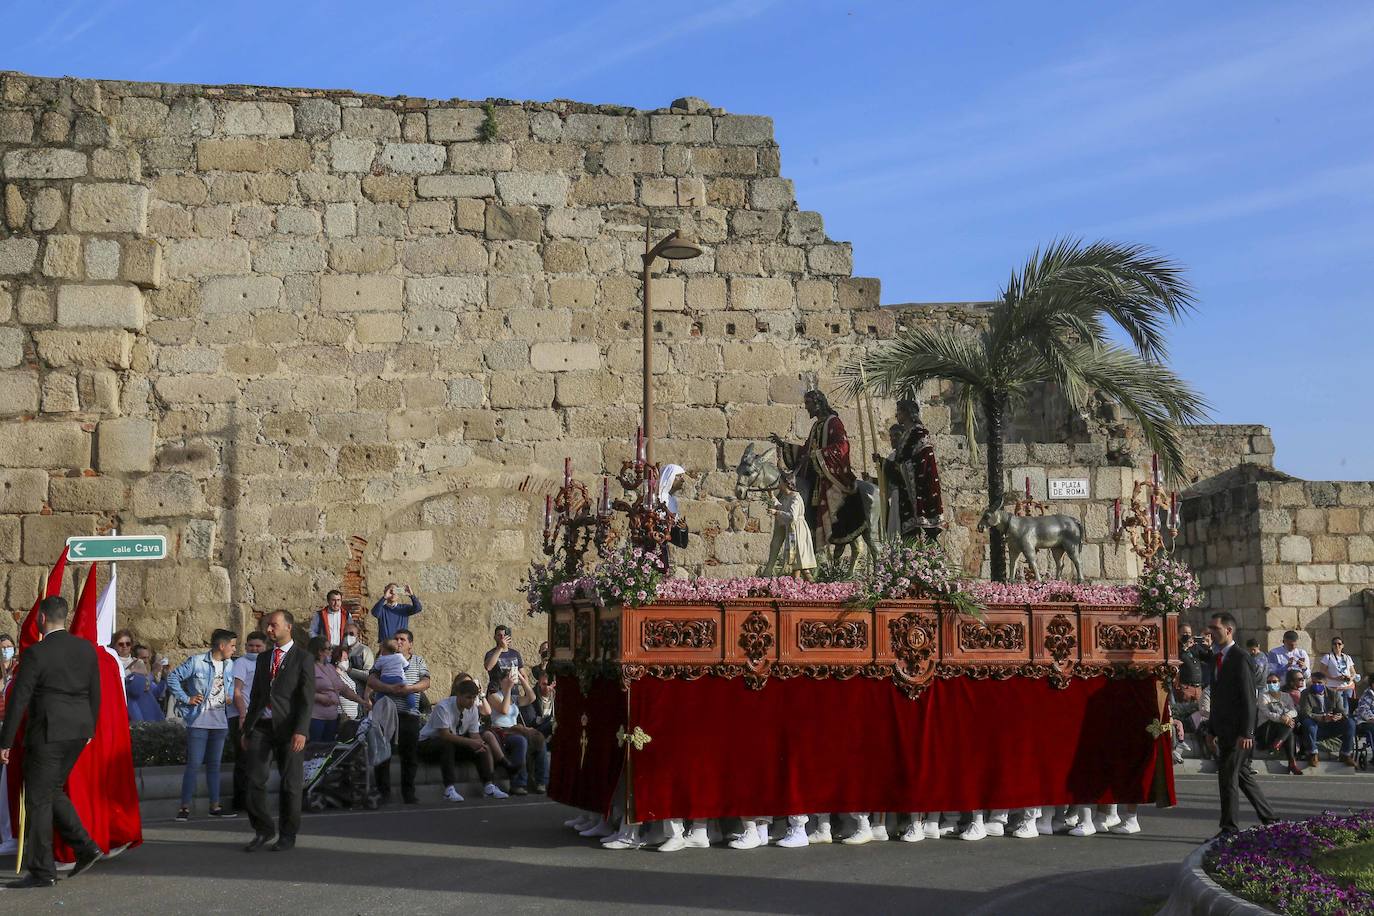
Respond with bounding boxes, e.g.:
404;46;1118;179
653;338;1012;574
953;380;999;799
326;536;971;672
240;610;312;852
1207;611;1278;837
0;597;104;889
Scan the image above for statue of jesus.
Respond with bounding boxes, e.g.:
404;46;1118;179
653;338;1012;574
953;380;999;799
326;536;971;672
770;390;866;549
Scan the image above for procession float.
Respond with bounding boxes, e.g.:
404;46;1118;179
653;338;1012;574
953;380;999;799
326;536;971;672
533;410;1194;825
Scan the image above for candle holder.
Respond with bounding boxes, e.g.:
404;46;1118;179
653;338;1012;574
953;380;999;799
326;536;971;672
1012;477;1047;517
616;457;677;551
543;471;615;577
1111;456;1180;563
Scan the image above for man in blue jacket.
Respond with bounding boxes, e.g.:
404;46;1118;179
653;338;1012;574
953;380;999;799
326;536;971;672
371;583;422;642
168;628;237;821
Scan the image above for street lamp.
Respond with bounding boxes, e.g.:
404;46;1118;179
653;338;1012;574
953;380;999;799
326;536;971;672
640;226;702;467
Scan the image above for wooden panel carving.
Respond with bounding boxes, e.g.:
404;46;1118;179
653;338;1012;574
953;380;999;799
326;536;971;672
1044;614;1077;665
798;619;869;650
643;619;718;650
957;620;1025;651
1096;622;1160;653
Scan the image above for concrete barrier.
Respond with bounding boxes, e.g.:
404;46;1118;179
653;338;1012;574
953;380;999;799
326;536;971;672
1156;840;1273;916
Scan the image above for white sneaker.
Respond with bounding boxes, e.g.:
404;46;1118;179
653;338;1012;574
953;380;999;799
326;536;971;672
871;822;889;841
778;825;809;848
841;824;874;845
684;826;711;848
443;786;464;803
580;818;614;838
484;783;509;800
922;819;941;840
602;834;646;850
900;823;924;842
959;821;987;841
658;836;687;852
728;829;762;850
807;826;833;844
987;810;1008;837
1109;815;1141;835
566;813;591;829
985;820;1004;837
1037;810;1053;835
1069;820;1097;837
938;817;959;838
1097;813;1121;831
1012;819;1039;839
756;823;772;846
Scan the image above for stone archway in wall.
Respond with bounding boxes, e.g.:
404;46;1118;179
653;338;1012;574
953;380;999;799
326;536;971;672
343;461;555;690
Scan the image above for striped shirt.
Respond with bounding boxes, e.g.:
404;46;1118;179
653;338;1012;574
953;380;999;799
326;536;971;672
372;653;429;717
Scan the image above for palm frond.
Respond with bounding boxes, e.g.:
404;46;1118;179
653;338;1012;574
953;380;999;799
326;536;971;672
1071;343;1212;483
836;326;993;400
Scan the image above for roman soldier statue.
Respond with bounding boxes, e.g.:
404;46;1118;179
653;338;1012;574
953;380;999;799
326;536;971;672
873;399;944;540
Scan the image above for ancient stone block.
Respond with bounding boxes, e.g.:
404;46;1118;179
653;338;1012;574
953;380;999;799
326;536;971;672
381;529;434;562
0;421;89;468
252;238;326;274
222;101;295;137
48;475;127;512
0;237;38;275
428;108;485;142
749;178;794;211
196;139;310;172
200;275;284;315
416;175;494;198
29;187;62;231
485;204;542;241
22;514;99;564
447;142;515;172
495;173;568;207
0;469;47;512
336;444;399;477
131;472;204;517
321;274;403;312
530;341;600;372
54;284;145;330
69;183;148;234
83;239;120;281
729;277;794;311
570;176;634;205
407;200;453;233
34;330;133;368
378;143;446;174
545;208;603;239
0;325;22;369
343;108;400;139
2;148;87;179
295;98;341;136
400;236;487;273
165;238;252;279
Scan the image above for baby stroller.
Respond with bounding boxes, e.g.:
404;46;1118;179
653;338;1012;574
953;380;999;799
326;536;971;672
304;701;397;811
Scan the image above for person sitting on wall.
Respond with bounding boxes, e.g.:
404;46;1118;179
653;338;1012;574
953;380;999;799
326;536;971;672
1245;639;1269;687
1319;636;1360;707
370;583;422;644
1354;683;1374;748
1267;630;1310;679
1297;671;1357;768
418;676;508;803
1257;670;1303;776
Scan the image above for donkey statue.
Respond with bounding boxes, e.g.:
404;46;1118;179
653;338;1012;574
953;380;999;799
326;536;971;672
734;442;882;572
977;506;1086;582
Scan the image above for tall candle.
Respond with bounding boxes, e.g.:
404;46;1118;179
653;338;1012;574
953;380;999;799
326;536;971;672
1025;476;1031;499
544;495;552;533
1170;491;1179;527
601;475;610;512
635;426;645;466
1152;453;1160;487
1113;498;1121;534
564;457;572;489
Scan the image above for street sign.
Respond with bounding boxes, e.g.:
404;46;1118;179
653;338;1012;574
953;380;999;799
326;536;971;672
66;535;167;562
1048;478;1090;499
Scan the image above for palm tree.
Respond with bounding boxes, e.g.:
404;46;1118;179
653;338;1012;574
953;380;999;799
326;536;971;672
841;239;1210;581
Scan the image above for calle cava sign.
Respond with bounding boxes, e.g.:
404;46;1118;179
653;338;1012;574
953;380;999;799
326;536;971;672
65;535;168;562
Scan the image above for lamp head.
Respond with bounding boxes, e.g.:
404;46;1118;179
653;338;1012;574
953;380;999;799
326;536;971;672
649;230;702;261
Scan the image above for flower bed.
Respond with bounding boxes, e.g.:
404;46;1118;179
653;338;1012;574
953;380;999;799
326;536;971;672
551;575;1139;608
1204;808;1374;915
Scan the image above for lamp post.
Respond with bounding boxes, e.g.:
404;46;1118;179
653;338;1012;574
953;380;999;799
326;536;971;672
640;225;702;466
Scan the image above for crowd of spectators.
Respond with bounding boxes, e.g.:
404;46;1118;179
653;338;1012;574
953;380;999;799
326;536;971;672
75;582;558;820
1173;626;1371;772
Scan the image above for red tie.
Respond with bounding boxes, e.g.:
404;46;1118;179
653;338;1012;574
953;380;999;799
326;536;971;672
271;646;284;679
1215;651;1224;676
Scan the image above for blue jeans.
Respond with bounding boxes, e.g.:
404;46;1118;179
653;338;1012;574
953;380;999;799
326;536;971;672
182;726;228;806
309;718;339;744
1301;715;1356;757
500;733;529;787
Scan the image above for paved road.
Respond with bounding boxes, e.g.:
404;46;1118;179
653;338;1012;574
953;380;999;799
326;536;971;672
2;773;1370;915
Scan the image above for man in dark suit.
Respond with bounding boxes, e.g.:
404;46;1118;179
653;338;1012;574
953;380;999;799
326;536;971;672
1206;611;1278;837
240;610;313;852
0;597;104;889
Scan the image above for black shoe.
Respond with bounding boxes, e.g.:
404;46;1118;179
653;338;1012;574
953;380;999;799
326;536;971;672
69;849;102;879
270;835;296;852
533;784;547;794
1211;829;1238;841
243;834;275;853
1261;816;1282;826
175;807;190;822
2;875;55;889
208;807;237;818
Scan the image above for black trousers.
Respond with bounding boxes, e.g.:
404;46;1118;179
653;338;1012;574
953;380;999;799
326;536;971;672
227;716;248;812
21;738;97;881
375;715;421;801
422;737;494;786
1216;737;1275;832
1255;720;1297;763
244;722;303;839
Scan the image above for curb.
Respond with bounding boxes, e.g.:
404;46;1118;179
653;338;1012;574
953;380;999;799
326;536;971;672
1157;840;1273;916
135;759;493;803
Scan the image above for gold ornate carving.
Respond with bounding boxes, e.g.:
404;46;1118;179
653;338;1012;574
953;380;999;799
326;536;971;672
1096;622;1160;652
739;610;774;667
957;620;1025;651
642;618;718;650
615;725;653;751
1044;614;1077;665
1146;718;1170;738
579;713;589;768
798;619;869;650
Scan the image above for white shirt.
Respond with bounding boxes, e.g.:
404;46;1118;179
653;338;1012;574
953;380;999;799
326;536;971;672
191;658;229;730
1320;653;1358;687
234;655;259;709
1267;645;1309;676
419;696;480;741
262;641;294;719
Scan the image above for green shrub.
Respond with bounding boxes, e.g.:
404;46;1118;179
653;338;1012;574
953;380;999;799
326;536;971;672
130;719;239;767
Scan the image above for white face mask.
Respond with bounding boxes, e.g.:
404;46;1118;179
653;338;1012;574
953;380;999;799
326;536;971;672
243;652;259;663
345;635;357;647
1;646;14;662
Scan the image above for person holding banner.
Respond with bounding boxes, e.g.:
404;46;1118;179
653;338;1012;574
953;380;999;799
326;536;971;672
0;596;104;889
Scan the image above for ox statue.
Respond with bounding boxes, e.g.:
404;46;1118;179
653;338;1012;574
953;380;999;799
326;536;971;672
977;507;1086;583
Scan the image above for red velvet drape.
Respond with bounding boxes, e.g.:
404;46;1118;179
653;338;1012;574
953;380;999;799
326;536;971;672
547;676;627;816
561;675;1172;822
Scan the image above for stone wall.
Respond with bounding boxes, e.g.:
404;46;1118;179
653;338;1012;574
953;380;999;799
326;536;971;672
0;71;1292;687
1181;466;1374;674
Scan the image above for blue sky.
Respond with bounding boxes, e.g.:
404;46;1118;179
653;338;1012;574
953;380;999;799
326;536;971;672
6;1;1371;479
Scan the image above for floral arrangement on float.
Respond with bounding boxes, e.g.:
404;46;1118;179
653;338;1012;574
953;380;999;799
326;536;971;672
592;544;666;608
1204;808;1374;915
1136;555;1203;618
856;537;983;616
